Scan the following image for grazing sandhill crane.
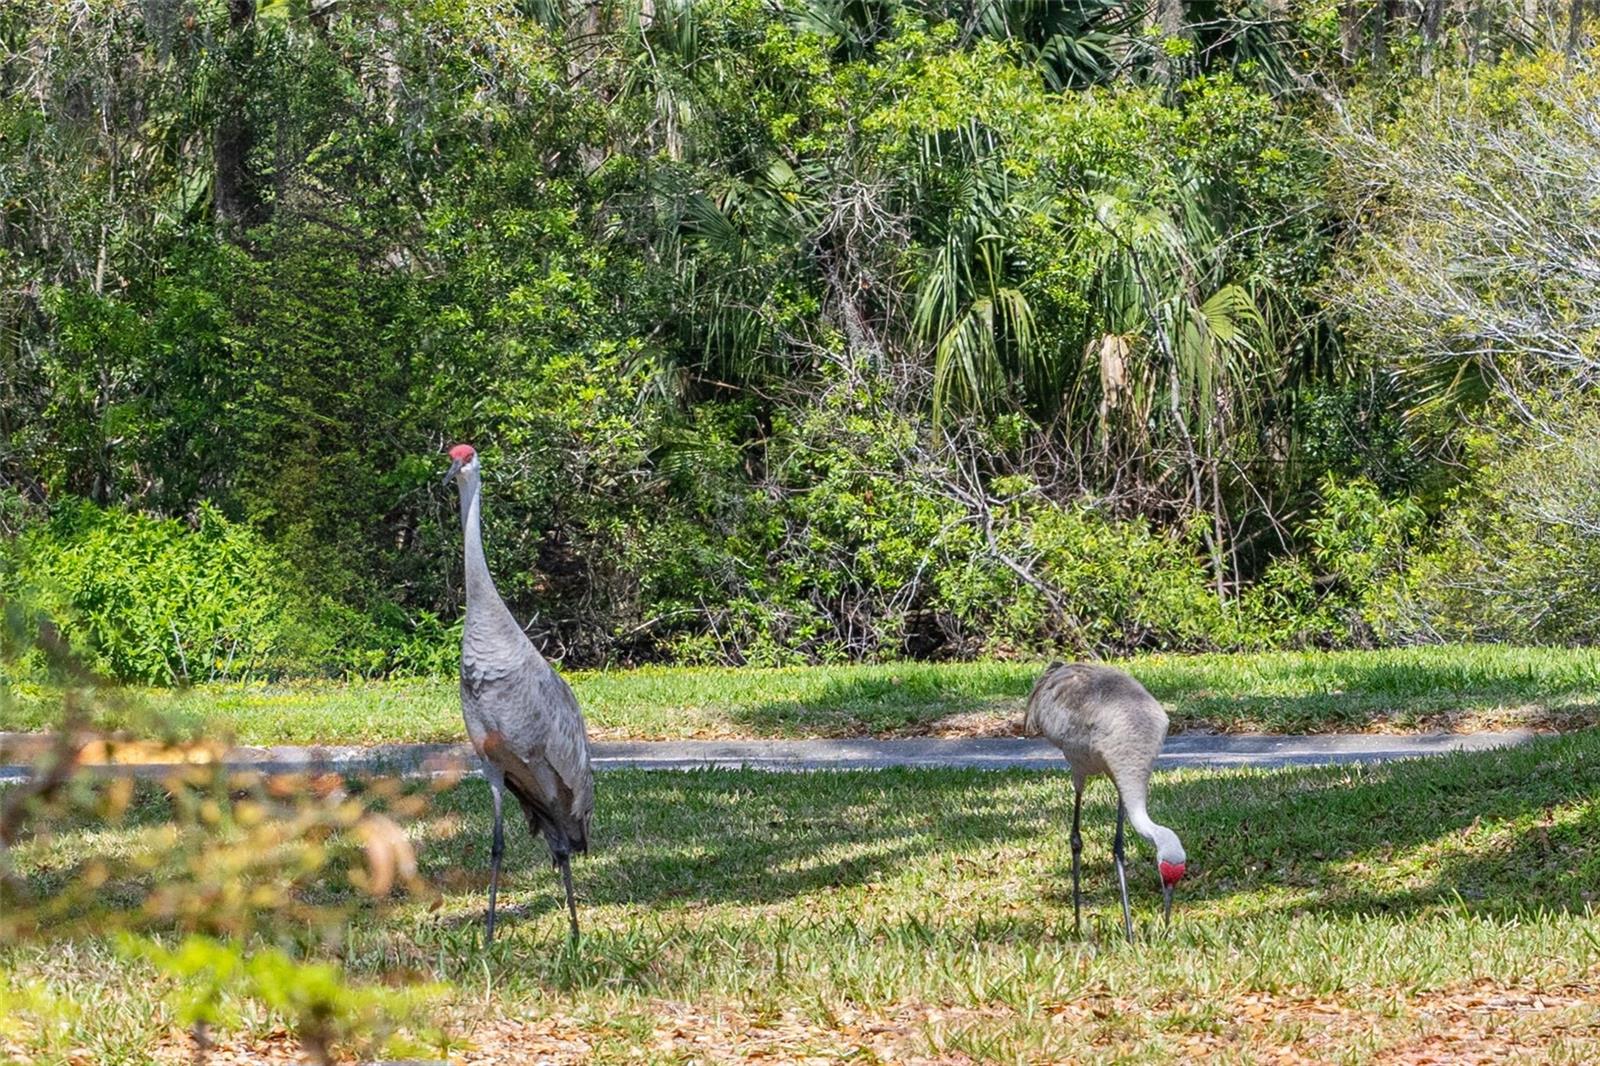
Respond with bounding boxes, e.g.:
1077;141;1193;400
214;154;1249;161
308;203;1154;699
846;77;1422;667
443;443;594;943
1025;662;1187;942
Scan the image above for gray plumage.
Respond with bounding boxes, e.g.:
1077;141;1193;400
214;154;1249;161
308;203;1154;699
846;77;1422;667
445;445;594;943
1025;661;1187;941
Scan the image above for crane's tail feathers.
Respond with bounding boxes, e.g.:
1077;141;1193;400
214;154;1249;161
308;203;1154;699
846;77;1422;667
481;732;586;856
1023;660;1069;734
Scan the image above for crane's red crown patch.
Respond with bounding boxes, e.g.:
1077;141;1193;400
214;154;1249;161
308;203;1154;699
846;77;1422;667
1160;861;1186;886
449;443;476;462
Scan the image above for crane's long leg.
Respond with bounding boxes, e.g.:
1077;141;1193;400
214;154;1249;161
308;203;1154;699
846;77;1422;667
1070;780;1085;937
558;854;580;943
486;781;506;945
1112;800;1133;944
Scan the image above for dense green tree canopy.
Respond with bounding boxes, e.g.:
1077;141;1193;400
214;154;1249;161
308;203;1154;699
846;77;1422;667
2;1;1598;678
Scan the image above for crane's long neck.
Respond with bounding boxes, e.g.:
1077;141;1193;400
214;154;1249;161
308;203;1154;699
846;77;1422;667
459;471;498;609
1119;781;1181;860
1123;795;1165;846
457;469;535;661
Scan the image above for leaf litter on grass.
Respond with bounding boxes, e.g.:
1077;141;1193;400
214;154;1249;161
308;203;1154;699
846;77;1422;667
136;980;1600;1064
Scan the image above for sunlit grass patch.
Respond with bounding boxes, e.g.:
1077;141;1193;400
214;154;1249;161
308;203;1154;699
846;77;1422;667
5;730;1600;1061
5;644;1598;745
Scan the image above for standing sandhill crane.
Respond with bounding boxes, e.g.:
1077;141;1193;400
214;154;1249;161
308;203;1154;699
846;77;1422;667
1025;662;1187;942
444;443;594;943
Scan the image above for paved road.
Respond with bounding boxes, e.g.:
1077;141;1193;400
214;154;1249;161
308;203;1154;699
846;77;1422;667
0;729;1537;781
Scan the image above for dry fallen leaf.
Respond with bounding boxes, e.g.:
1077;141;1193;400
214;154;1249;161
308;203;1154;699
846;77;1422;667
353;813;417;896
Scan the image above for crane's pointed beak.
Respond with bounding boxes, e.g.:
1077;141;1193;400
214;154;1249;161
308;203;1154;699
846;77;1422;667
1162;883;1174;927
442;458;464;487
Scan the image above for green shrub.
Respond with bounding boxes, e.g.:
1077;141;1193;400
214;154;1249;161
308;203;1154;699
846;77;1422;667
665;376;958;664
1329;48;1600;438
1382;412;1600;645
659;375;1240;663
292;599;465;680
1;502;302;684
0;462;1439;683
932;495;1226;656
1239;476;1424;648
122;936;443;1065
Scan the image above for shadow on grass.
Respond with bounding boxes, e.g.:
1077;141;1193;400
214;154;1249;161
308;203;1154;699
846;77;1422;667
1145;653;1600;732
1184;731;1600;919
11;730;1600;929
423;729;1600;924
724;652;1600;736
1166;692;1600;733
729;669;1033;737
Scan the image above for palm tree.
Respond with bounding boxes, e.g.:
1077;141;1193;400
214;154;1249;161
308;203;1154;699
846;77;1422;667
1071;179;1274;588
911;121;1043;427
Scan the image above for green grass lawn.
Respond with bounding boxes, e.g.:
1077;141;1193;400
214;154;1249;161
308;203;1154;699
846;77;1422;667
5;730;1600;1063
5;644;1600;745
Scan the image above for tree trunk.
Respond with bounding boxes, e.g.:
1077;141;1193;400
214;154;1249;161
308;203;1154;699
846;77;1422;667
215;0;266;234
1340;0;1364;66
1156;0;1186;39
377;12;402;124
1371;0;1404;68
567;1;607;173
1151;0;1189;85
1569;0;1586;56
1421;0;1445;73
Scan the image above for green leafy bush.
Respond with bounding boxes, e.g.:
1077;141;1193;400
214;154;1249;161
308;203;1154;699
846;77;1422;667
1;502;302;683
666;376;955;665
1382;411;1600;645
122;936;444;1065
663;376;1237;663
0;625;446;1062
1329;48;1600;434
934;495;1227;656
1239;477;1424;648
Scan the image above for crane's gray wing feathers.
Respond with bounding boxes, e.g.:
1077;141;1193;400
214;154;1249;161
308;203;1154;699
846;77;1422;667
528;662;594;827
463;646;593;858
1025;662;1169;778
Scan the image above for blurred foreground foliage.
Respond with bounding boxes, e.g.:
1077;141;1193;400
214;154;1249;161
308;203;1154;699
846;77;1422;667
0;629;450;1063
